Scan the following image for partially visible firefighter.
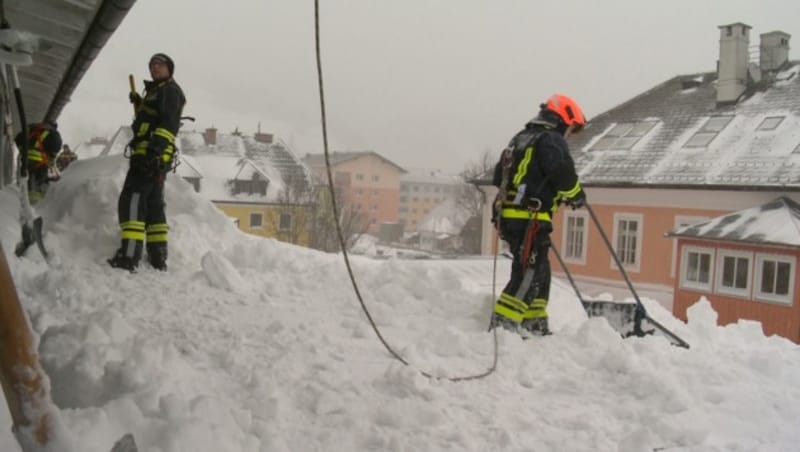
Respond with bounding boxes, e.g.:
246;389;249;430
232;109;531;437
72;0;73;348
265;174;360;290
490;94;588;337
55;144;78;171
15;120;62;204
108;53;186;272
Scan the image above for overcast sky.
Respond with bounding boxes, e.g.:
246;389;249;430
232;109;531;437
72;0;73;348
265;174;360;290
59;0;800;173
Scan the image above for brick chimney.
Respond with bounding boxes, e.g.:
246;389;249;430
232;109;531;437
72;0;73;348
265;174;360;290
204;127;217;145
717;22;751;105
760;31;791;72
254;132;273;144
254;121;273;144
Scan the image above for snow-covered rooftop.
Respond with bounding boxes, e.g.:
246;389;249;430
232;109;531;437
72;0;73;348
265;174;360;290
669;196;800;247
102;126;312;203
569;63;800;189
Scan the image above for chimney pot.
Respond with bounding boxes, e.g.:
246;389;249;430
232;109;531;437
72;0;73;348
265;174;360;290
204;127;218;145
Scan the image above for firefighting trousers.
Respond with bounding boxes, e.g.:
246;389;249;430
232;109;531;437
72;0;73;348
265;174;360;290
27;166;50;205
493;218;552;323
116;164;168;264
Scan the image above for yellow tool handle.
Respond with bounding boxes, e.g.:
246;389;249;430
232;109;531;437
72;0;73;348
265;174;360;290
128;74;137;113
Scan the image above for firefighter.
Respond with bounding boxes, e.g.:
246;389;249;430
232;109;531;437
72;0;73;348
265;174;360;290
490;94;587;336
15;120;62;204
108;53;186;272
55;144;78;171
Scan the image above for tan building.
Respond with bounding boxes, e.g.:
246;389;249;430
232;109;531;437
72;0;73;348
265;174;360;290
399;170;464;233
478;23;800;341
304;151;406;235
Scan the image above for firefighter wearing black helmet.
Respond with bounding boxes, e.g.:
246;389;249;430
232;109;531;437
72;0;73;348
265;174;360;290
109;53;186;272
490;94;588;336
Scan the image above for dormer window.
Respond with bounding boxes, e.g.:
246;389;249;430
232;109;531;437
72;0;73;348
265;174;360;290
683;116;733;148
591;121;657;151
756;116;784;131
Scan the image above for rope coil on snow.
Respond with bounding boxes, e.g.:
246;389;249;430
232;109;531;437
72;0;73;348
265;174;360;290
313;0;497;382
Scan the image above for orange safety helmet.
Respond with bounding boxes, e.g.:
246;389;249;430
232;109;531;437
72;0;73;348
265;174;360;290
542;94;586;128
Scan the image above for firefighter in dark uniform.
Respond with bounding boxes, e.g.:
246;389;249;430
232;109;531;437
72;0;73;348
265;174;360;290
15;120;62;204
109;53;186;272
490;94;587;336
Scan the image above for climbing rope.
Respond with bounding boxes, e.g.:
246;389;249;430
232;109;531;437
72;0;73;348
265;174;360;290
313;0;497;382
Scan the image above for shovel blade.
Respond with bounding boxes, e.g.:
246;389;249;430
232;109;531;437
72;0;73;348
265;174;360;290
581;299;647;337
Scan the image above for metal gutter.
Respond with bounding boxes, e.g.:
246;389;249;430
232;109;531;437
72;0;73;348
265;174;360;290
45;0;137;122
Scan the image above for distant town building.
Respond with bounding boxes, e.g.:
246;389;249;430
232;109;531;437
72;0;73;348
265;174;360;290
103;126;315;246
303;151;406;236
399;169;464;233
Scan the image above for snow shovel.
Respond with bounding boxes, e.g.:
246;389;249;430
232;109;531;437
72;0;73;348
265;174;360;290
553;202;689;348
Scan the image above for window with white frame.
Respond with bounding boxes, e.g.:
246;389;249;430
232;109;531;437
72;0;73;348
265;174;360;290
591;121;657;151
680;245;714;291
612;213;643;271
671;216;709;278
562;212;588;264
683;116;733;148
250;212;263;229
754;254;795;305
716;249;752;297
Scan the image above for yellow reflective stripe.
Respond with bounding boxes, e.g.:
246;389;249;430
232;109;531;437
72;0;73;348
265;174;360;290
154;128;175;143
522;298;548;319
137;123;150;137
146;234;168;243
27;150;43;162
122;231;145;240
499;292;528;312
132;141;149;156
500;208;552;222
494;304;524;322
146;224;169;233
34;130;49;151
512;146;533;187
29;191;43;204
121;220;145;230
558;181;582;199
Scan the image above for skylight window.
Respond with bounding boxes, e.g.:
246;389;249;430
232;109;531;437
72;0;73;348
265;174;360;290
683;116;733;148
591;121;657;151
756;116;784;131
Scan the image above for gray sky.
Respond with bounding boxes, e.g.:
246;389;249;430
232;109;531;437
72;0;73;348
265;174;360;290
59;0;800;173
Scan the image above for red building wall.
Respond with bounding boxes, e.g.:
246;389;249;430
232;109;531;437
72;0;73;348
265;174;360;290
672;238;800;343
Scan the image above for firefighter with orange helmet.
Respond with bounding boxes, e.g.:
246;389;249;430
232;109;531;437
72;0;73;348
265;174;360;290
490;94;587;336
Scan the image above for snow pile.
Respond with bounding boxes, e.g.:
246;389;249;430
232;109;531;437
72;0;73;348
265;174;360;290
1;155;799;452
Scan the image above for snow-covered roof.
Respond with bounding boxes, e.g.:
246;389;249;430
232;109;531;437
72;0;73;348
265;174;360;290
668;197;800;248
304;151;407;173
416;198;470;235
568;62;800;189
101;126;312;203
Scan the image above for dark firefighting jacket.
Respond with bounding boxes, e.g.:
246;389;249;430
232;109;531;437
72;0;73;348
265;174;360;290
130;78;186;169
492;122;583;222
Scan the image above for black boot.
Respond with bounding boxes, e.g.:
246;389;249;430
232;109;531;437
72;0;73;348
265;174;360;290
147;245;167;271
489;314;519;333
520;317;551;336
108;249;138;272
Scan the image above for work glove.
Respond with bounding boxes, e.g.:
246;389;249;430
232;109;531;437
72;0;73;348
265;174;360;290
129;92;143;108
567;189;587;210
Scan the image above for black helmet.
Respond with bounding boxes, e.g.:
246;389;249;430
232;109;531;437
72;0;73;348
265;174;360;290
149;53;175;76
